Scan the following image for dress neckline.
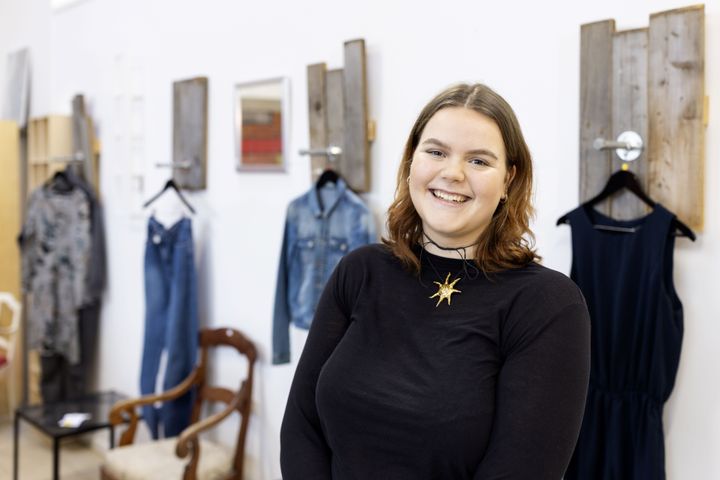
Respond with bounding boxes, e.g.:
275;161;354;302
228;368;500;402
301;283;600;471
578;203;664;234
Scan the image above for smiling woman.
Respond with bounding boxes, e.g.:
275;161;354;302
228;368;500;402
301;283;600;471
408;107;513;258
280;83;591;480
387;83;537;274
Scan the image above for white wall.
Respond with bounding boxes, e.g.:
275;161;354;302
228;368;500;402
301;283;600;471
2;0;719;478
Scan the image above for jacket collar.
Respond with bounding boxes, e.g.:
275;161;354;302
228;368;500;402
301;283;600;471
311;177;347;218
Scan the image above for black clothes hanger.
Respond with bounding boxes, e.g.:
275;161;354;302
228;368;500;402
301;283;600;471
62;164;84;186
315;168;343;212
556;169;695;241
585;169;655;209
142;179;196;214
316;168;340;189
46;169;75;193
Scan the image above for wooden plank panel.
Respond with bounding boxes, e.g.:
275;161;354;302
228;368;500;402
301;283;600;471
47;115;73;159
343;39;369;192
325;68;345;175
0;121;21;412
307;63;328;181
611;28;649;219
648;5;705;230
72;95;97;192
0;121;21;298
27;120;36;164
580;21;615;214
48;115;72;179
173;77;208;190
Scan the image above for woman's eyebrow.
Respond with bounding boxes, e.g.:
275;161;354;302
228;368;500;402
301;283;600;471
422;138;499;160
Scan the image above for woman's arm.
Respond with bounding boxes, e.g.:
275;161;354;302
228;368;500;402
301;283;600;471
474;300;591;480
280;258;354;479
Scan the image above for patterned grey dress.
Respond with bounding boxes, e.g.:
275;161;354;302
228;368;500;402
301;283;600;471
19;186;91;364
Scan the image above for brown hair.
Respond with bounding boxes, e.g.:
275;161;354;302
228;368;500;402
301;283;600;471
383;83;539;274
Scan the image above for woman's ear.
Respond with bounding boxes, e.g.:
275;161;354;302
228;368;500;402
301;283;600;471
505;165;517;190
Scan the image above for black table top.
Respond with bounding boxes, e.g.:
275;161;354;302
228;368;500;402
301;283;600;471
16;391;127;439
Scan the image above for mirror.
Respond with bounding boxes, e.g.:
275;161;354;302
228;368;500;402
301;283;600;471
234;77;290;172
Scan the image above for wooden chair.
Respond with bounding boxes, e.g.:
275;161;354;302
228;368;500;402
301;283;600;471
101;327;256;480
0;292;21;419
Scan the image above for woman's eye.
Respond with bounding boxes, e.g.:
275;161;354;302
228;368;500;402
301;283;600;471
469;158;489;166
426;150;444;157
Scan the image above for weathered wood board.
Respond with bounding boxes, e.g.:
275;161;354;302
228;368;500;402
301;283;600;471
648;5;705;230
580;20;615;215
173;77;208;190
579;5;705;230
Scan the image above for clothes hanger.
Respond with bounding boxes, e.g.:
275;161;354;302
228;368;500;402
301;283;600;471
314;166;343;212
142;179;196;214
61;163;85;185
315;168;340;189
46;169;75;193
556;169;695;241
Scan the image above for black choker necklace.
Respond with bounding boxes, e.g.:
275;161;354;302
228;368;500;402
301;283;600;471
420;233;480;307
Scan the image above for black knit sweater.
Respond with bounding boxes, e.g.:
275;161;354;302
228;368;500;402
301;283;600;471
281;244;590;479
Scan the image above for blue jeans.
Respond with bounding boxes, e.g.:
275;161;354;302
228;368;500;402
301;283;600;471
140;216;198;439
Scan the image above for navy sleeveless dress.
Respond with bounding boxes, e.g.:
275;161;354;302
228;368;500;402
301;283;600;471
564;204;683;480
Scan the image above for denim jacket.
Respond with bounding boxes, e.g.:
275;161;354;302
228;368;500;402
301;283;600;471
272;178;376;364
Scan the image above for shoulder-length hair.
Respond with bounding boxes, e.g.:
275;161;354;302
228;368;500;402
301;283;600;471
383;83;540;275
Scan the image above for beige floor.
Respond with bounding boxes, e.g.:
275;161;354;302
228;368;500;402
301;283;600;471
0;418;103;480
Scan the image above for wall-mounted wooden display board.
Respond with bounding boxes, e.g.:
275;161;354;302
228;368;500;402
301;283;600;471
172;76;208;190
580;4;705;229
307;39;373;193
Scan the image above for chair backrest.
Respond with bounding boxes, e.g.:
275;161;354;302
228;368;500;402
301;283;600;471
190;327;257;477
0;293;21;364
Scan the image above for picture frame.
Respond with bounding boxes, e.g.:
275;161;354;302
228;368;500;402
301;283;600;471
234;77;290;172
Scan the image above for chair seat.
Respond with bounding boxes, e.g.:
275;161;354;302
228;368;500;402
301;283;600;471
103;437;234;480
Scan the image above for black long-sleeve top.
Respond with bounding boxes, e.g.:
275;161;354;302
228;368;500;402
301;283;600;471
280;244;590;479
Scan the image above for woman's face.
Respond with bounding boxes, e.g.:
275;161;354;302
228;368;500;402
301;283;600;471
409;107;514;248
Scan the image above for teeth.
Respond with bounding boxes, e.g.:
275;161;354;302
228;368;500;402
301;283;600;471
432;190;467;203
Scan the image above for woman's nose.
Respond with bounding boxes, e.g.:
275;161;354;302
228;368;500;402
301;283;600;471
440;158;465;182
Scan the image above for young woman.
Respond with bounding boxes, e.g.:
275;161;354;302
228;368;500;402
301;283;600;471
280;83;590;479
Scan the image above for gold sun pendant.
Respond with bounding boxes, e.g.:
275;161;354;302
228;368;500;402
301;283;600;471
429;273;462;307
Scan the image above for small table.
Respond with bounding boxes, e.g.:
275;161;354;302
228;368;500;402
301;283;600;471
13;390;127;480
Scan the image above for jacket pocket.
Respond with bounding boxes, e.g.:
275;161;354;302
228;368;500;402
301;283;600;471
294;237;317;268
326;237;350;271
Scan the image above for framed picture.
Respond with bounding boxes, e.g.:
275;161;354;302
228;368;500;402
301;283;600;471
234;77;290;172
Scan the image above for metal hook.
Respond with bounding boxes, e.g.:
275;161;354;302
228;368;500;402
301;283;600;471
593;131;644;161
154;160;193;169
299;145;342;160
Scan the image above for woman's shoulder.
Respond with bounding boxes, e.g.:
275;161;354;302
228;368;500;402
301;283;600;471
335;243;404;284
500;262;586;312
341;243;395;265
498;263;590;352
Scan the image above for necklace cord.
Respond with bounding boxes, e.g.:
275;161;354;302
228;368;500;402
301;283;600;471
420;232;480;281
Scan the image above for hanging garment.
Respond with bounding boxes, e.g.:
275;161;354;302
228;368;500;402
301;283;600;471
272;178;376;364
65;167;107;301
40;302;100;402
18;185;92;364
564;204;683;480
140;216;198;439
43;168;106;401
